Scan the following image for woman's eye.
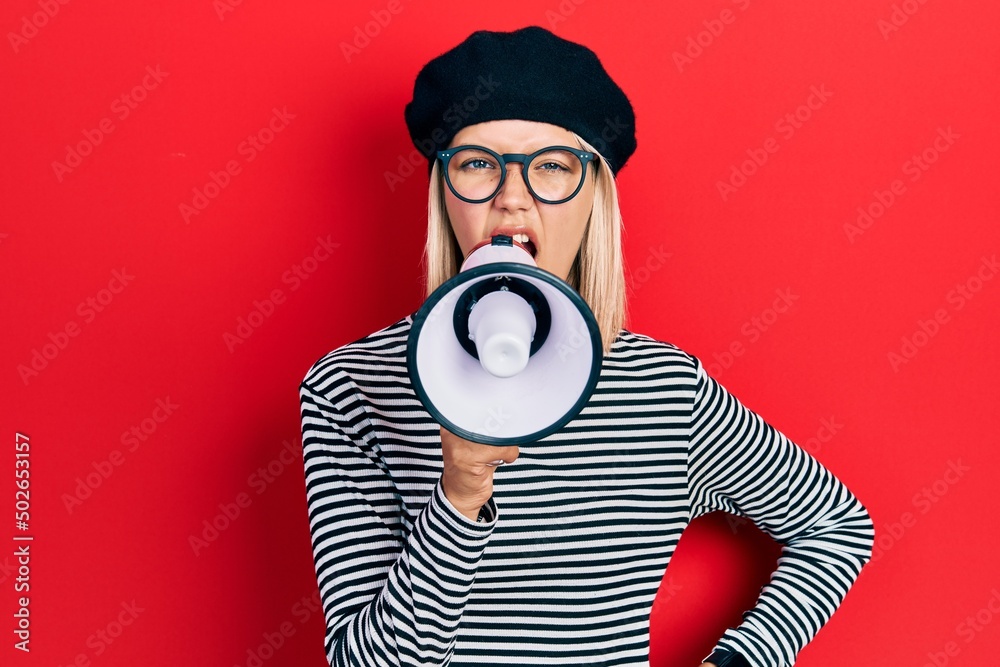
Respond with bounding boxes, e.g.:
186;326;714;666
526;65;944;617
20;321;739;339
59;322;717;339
537;161;568;172
462;159;494;170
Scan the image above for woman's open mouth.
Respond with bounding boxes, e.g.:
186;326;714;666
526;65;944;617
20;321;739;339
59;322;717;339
511;233;537;258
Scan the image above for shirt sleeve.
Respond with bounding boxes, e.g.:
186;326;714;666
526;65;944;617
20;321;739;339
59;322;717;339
299;377;498;667
686;357;874;667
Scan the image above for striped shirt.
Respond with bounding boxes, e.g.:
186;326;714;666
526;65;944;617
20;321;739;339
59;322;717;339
299;314;874;667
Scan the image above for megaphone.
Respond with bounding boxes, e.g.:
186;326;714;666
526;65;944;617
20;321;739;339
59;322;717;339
407;235;603;446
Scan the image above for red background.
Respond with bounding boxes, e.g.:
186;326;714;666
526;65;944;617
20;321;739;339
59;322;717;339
3;1;999;666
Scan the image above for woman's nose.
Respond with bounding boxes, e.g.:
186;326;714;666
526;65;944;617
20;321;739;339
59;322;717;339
496;162;532;204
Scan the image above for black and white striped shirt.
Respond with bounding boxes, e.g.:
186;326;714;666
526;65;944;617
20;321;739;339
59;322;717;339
299;314;874;667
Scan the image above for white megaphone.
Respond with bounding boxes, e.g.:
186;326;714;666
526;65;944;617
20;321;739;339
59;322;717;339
407;235;602;445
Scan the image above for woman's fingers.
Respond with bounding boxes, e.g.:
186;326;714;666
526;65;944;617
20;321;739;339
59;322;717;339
440;426;519;520
441;427;519;467
472;443;519;469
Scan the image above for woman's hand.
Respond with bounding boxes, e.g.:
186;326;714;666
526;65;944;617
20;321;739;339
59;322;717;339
440;425;519;521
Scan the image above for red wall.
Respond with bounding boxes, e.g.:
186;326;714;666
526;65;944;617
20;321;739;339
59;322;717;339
3;1;998;665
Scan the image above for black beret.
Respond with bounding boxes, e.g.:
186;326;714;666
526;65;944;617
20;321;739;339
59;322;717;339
404;26;637;176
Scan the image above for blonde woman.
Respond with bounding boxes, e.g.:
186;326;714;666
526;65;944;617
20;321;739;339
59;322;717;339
299;26;874;667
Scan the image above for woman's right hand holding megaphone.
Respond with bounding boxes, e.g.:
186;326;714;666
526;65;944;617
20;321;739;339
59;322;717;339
440;425;519;522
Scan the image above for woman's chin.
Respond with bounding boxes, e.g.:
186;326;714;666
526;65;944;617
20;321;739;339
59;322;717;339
535;259;569;283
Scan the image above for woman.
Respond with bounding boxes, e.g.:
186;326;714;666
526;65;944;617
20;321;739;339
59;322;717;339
299;26;874;667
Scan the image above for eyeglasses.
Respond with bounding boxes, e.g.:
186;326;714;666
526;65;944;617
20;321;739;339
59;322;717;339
436;145;598;205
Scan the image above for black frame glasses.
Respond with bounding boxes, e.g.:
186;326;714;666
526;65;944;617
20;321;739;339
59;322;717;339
436;144;598;205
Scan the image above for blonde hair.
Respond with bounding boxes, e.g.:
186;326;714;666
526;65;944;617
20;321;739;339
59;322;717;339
421;133;627;357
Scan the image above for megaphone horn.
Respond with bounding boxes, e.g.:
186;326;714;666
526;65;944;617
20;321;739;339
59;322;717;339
407;235;602;445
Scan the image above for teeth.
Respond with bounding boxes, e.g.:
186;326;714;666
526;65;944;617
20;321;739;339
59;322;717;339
512;233;530;244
